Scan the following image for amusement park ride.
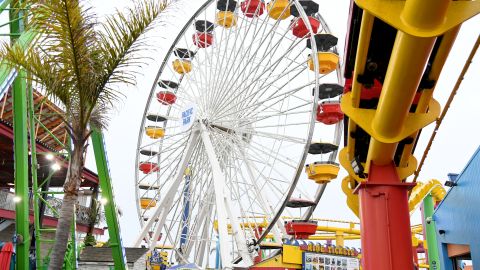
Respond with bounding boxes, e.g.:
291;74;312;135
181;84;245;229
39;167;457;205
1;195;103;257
0;0;479;269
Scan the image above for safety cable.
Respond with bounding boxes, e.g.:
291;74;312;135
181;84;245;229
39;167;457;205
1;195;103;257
413;35;480;183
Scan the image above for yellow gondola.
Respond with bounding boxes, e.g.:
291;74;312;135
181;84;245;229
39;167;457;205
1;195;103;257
216;11;237;28
267;0;290;20
305;162;340;184
308;52;339;74
172;59;192;74
140;198;157;209
145;126;165;139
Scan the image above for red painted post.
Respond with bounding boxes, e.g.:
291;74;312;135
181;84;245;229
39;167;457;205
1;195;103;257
354;162;416;270
412;246;419;269
253;227;263;264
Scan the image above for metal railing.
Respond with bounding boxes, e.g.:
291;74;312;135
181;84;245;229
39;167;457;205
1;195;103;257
0;190;104;225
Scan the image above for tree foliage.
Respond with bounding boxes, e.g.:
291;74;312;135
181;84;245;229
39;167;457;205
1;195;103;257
1;0;172;268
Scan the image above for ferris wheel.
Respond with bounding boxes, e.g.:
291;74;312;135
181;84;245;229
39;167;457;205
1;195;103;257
133;0;343;268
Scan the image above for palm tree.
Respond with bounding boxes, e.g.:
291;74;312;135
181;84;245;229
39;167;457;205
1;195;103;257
1;0;172;268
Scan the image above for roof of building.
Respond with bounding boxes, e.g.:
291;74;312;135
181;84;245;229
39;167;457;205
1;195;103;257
0;87;98;187
78;247;148;263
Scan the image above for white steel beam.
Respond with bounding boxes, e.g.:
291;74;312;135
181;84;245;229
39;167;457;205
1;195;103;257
200;123;253;269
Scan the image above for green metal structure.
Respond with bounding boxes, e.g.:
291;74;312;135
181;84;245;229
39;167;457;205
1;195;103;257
423;195;441;270
9;0;30;267
91;130;129;270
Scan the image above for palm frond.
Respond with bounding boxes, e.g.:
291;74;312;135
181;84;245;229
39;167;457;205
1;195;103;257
94;0;171;107
2;0;174;137
26;0;100;132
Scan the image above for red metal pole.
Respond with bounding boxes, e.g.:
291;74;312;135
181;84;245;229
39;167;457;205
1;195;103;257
412;246;419;269
355;162;416;270
254;227;263;264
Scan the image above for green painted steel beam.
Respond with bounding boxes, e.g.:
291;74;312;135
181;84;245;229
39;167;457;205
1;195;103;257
13;68;30;270
10;0;30;267
91;130;128;270
27;81;43;269
423;195;441;270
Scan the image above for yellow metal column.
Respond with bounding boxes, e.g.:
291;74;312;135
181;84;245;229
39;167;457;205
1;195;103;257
335;231;345;247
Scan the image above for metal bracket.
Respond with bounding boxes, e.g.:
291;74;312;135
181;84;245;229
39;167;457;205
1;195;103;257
341;92;440;144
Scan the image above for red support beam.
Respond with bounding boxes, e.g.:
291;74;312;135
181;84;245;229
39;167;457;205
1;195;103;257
354;162;416;270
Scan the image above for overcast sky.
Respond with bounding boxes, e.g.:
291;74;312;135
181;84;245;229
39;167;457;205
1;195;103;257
84;0;480;246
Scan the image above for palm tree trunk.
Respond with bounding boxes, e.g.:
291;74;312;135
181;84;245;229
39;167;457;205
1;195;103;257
84;185;99;246
49;145;84;269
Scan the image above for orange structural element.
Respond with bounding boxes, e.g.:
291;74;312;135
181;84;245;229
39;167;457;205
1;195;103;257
156;91;177;105
139;162;159;174
316;102;344;125
241;0;265;18
285;220;318;239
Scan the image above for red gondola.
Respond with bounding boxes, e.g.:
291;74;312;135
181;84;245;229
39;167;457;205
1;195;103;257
156;91;177;105
285;220;318;239
291;16;319;38
241;0;265;18
316;102;344;125
193;32;214;48
139;162;159;174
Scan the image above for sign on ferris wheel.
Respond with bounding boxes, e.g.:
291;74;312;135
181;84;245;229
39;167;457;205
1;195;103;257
181;103;197;131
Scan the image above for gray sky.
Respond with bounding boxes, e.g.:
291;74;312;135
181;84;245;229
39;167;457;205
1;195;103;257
85;0;480;246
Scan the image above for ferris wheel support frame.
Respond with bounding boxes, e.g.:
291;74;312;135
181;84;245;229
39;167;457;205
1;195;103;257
135;121;255;267
199;122;254;268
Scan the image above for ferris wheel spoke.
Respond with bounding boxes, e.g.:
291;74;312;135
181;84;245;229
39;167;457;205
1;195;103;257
185;185;213;251
236;44;308;109
210;12;297;110
216;61;309;120
212;44;308;117
210;17;283;110
217;28;297;112
206;14;252;110
220;30;306;105
235;147;286;240
186;191;214;264
209;8;270;109
211;82;314;122
239;63;313;119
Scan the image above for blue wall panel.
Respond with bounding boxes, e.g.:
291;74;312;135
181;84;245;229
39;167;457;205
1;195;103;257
433;146;480;269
